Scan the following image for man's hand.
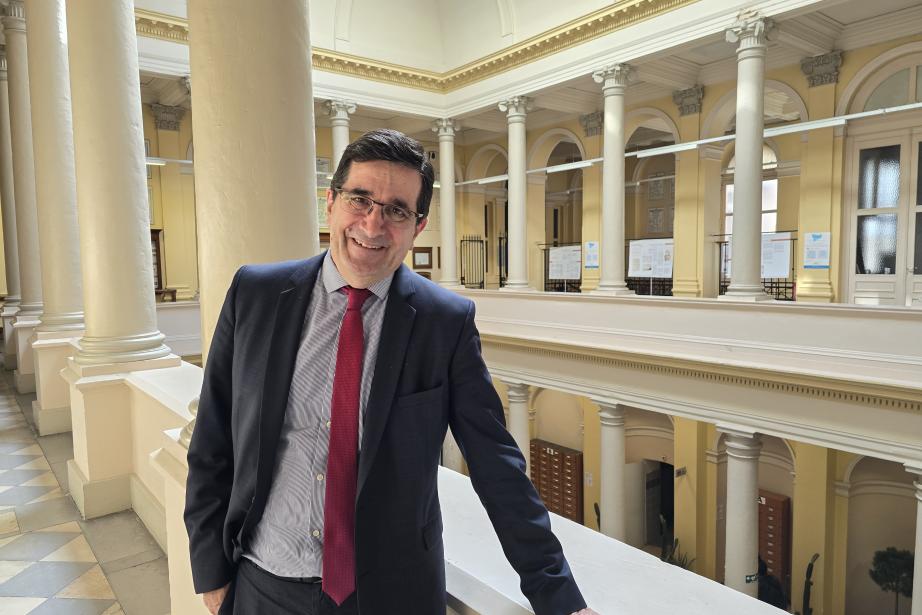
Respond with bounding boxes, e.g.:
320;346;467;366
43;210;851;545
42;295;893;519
571;609;600;615
202;583;231;615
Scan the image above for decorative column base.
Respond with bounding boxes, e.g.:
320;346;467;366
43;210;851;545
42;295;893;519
61;353;181;518
671;278;702;298
794;279;835;303
150;428;209;614
2;305;20;369
591;285;635;297
31;329;82;435
498;283;536;292
718;285;773;302
12;314;41;393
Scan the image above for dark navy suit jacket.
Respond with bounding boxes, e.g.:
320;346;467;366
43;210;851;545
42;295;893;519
184;253;586;614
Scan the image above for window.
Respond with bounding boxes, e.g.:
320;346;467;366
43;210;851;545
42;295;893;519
724;145;779;234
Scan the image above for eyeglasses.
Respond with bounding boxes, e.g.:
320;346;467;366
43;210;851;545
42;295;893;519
334;189;424;225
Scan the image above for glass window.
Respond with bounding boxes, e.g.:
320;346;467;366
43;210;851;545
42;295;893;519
864;69;910;111
858;145;901;209
915;213;922;275
724;179;777;234
856;214;898;274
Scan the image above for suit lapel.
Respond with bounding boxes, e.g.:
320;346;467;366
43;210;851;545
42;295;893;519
357;264;417;497
253;256;323;504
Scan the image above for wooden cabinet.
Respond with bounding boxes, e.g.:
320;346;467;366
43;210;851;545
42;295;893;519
530;439;583;524
758;489;791;586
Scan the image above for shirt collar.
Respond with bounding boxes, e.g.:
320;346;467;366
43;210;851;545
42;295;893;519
322;250;393;300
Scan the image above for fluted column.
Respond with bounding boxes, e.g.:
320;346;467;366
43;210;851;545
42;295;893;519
498;96;532;291
67;0;169;365
592;64;634;295
25;0;82;333
0;46;20;368
720;425;762;597
723;11;773;301
503;380;532;475
190;0;319;357
596;400;627;540
433;118;461;288
326;99;356;170
906;465;922;615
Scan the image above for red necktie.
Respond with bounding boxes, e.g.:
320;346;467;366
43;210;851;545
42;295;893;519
322;286;372;605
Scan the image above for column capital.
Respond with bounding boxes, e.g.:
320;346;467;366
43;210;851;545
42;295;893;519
672;85;704;116
579;111;603;137
501;379;530;402
432;117;459;138
151;104;186;131
324;99;357;121
800;51;842;88
498;96;532;118
2;1;25;31
592;63;634;91
725;10;775;51
719;424;762;460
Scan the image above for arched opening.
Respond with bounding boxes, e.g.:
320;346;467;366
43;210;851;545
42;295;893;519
464;145;509;288
623;408;675;554
844;457;916;615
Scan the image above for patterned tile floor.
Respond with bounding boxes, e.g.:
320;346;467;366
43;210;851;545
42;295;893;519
0;369;171;615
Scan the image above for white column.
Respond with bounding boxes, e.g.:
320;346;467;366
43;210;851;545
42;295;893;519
906;464;922;615
498;96;532;291
720;425;762;597
26;0;82;333
723;11;773;301
66;0;170;365
596;400;627;541
592;64;634;296
503;380;532;475
190;0;319;357
25;0;85;435
433;118;461;288
3;0;43;393
441;431;464;473
0;46;20;368
326;99;356;170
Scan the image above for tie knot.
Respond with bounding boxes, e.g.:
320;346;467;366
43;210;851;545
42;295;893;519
343;286;372;311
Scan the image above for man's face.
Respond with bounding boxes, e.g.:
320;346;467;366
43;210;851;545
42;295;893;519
327;160;428;288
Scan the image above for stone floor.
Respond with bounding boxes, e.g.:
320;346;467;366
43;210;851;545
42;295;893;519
0;369;171;615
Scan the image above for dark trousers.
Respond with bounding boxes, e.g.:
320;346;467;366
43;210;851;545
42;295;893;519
221;559;359;615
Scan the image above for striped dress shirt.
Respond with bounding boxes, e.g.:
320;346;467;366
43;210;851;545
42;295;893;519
244;251;392;578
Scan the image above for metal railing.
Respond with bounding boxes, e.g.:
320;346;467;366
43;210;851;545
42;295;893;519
460;236;486;289
717;231;797;301
540;242;582;293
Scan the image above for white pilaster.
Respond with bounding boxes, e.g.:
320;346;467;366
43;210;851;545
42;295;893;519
498;96;533;291
433;118;461;288
722;11;773;301
596;399;627;541
4;0;43;392
719;424;762;597
503;380;532;475
906;464;922;615
441;430;464;473
25;0;85;434
0;46;20;369
326;99;356;170
592;64;634;296
190;0;319;357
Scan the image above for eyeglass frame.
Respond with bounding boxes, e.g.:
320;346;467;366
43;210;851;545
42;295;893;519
332;188;426;225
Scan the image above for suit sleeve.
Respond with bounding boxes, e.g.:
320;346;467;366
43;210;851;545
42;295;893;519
447;301;587;615
184;267;243;594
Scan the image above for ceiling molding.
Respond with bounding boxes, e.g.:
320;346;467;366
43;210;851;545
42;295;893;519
135;0;701;93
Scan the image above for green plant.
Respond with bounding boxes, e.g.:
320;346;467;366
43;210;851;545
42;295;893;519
661;538;696;570
868;547;913;615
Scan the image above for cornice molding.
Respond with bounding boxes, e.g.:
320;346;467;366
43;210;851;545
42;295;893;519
480;334;922;412
135;0;700;93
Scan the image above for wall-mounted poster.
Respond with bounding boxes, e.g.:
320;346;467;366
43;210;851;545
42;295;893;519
317;189;329;230
316;157;332;189
803;232;831;269
412;247;432;269
584;241;599;269
647;208;666;233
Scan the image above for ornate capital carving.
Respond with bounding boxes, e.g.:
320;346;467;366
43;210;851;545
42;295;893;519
502;380;531;403
725;10;775;50
498;96;532;118
592;63;635;89
2;0;25;32
580;111;603;137
325;99;357;121
800;51;842;87
180;75;192;97
672;85;704;116
151;104;186;131
432;118;459;137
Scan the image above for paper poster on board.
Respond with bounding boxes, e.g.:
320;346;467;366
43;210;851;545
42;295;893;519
628;238;674;278
803;232;831;269
584;241;599;269
761;232;792;278
548;245;582;280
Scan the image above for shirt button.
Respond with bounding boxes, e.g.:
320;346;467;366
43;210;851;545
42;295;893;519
325;420;332;429
312;530;320;538
316;473;325;481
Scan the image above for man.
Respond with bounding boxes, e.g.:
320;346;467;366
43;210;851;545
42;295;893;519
185;129;597;614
